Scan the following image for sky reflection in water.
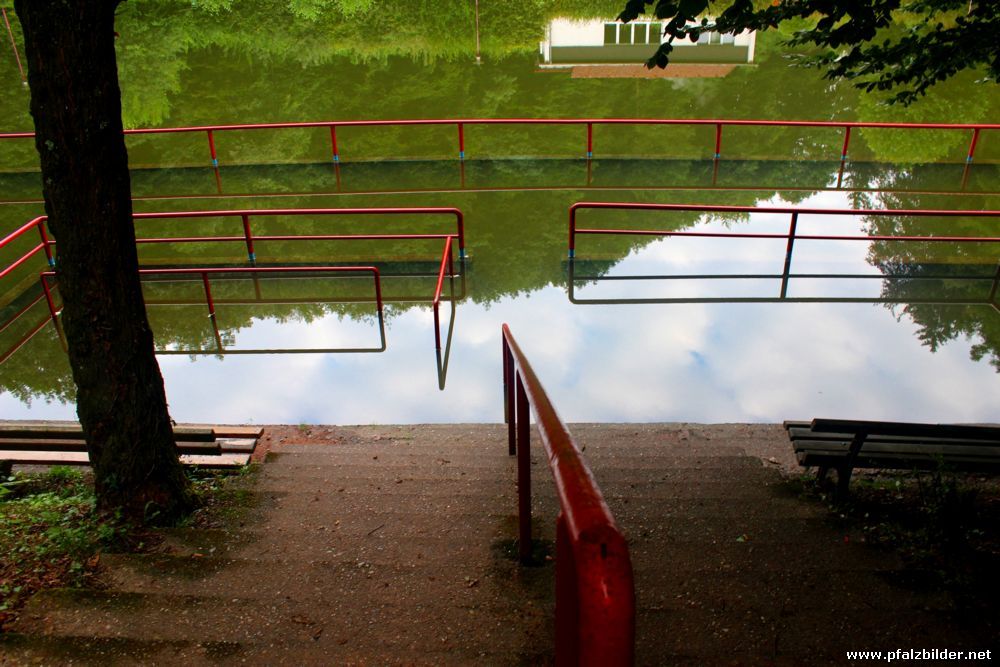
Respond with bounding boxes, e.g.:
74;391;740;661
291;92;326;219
1;186;996;425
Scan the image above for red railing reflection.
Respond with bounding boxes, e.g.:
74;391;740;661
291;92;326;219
569;202;1000;256
3;118;997;165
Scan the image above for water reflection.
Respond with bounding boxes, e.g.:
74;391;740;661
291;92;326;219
1;184;997;424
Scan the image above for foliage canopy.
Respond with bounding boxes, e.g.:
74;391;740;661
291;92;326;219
618;0;1000;104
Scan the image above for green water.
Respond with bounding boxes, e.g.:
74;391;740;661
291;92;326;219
0;2;997;423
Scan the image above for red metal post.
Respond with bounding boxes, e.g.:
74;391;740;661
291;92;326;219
201;272;216;317
586;122;593;159
967;128;981;163
568;206;577;258
780;212;799;299
989;263;999;304
37;221;55;267
330;125;340;162
505;342;516;455
241;214;256;263
207;129;218;167
2;8;26;85
455;210;466;259
714;122;723;159
433;299;441;351
458;123;465;160
516;372;532;564
371;267;383;313
39;274;58;323
446;236;455;277
841;126;852;161
554;513;579;667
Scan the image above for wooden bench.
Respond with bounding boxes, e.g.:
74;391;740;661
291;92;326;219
0;423;262;473
784;418;1000;497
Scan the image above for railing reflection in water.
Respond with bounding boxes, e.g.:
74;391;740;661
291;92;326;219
13;259;465;387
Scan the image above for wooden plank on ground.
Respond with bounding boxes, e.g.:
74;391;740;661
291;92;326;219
181;453;251;468
212;426;263;439
217;438;257;453
0;451;249;469
0;424;215;442
0;451;90;465
0;438;221;454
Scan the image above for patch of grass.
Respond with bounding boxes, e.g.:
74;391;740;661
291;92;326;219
0;467;127;629
182;464;261;529
0;464;259;629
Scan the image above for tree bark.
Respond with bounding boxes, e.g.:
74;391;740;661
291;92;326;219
15;0;193;522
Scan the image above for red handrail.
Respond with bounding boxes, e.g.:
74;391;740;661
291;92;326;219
568;202;1000;258
501;324;635;666
3;118;997;164
0;216;55;282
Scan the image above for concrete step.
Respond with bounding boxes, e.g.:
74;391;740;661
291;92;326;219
634;606;984;660
0;633;245;667
632;567;953;614
257;460;774;488
255;488;508;520
0;631;545;667
10;589;540;656
274;440;751;458
97;554;548;605
264;450;764;472
253;478;784;503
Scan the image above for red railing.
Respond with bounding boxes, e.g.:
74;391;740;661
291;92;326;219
1;208;464;284
569;202;1000;255
501;324;635;666
40;265;383;320
2;118;997;165
0;216;55;281
125;207;466;261
3;208;463;357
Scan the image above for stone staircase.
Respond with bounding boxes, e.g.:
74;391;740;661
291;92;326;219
1;424;991;665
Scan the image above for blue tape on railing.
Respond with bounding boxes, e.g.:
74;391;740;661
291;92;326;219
333;154;340;162
248;253;256;262
211;158;219;167
586;151;593;159
459;151;465;160
459;249;467;260
47;258;56;267
714;153;721;159
967;155;974;163
568;249;575;259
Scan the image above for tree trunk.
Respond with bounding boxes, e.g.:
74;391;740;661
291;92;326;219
15;0;193;522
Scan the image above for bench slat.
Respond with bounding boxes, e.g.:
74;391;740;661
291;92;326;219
798;452;1000;473
787;427;1000;448
810;418;1000;441
794;440;1000;458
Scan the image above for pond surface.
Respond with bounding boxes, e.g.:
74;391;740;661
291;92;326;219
0;2;997;424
